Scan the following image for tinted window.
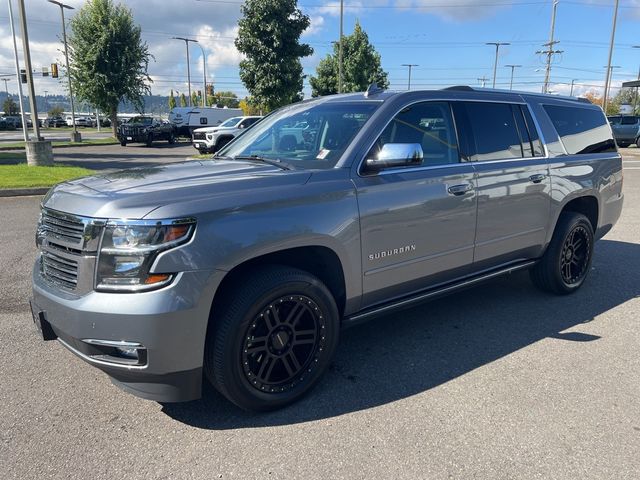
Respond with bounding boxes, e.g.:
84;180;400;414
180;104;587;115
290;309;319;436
621;116;639;125
544;105;616;155
608;116;621;125
460;102;524;160
370;101;459;167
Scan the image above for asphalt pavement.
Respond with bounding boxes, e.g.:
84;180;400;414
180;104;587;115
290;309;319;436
0;154;638;479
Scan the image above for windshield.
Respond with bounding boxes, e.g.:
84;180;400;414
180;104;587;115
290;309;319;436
130;116;153;125
220;100;379;169
220;117;243;127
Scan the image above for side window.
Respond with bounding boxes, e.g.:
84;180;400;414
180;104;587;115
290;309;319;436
458;102;524;161
369;101;460;167
543;105;616;155
520;106;545;157
621;116;639;125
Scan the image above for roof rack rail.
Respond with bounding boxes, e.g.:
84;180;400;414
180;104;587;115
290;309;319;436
443;85;475;92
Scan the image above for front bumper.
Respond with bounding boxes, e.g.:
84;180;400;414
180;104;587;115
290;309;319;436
31;261;224;402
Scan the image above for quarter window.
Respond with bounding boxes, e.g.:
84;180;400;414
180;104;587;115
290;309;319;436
368;102;460;167
544;105;616;155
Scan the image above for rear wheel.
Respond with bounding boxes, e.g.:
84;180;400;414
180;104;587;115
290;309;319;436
204;266;340;411
168;132;175;144
146;134;153;147
636;137;640;148
120;140;126;147
530;212;594;295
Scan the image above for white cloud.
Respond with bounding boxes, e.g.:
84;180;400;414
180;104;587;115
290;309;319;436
304;16;326;37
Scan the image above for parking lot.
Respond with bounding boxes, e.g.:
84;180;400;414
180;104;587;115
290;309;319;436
1;150;638;479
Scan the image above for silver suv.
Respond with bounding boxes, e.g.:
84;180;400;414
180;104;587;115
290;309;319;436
31;86;624;411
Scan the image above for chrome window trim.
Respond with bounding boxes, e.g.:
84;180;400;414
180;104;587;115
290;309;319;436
356;96;548;178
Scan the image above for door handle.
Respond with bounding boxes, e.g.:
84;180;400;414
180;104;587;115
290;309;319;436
447;183;473;196
529;174;547;184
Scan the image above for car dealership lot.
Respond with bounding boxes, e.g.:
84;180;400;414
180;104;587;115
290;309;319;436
0;151;638;479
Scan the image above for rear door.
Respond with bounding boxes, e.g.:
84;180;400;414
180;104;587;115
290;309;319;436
354;101;478;307
452;101;551;268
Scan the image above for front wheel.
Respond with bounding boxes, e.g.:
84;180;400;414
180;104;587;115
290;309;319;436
120;140;127;147
168;132;175;144
146;134;153;147
530;212;594;295
204;266;340;411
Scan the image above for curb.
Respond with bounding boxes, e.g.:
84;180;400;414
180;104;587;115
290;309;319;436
0;141;119;152
0;187;49;197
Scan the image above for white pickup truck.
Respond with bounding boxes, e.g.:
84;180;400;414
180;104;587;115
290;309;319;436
192;116;262;153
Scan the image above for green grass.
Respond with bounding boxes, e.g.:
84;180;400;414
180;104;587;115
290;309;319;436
0;164;94;189
0;137;119;151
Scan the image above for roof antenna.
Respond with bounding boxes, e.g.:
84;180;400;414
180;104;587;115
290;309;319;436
364;83;382;98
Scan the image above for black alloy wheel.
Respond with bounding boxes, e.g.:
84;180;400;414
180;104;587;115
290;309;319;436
205;266;340;411
559;225;591;286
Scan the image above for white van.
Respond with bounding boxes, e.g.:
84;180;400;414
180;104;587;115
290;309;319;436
169;107;243;136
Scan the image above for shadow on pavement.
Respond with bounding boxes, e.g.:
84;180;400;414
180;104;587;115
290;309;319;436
161;239;640;429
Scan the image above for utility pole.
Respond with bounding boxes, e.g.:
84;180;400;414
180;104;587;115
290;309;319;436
604;65;621;109
505;64;521;90
631;45;640;115
478;76;488;88
195;42;207;107
48;0;79;142
172;37;197;106
8;0;28;141
570;79;578;96
537;0;562;94
2;78;9;95
401;64;418;90
17;0;53;165
486;42;510;88
602;0;620;114
338;0;344;93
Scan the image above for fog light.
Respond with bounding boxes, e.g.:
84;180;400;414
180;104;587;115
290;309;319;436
115;346;139;359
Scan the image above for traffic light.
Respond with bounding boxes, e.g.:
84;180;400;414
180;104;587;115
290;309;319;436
51;63;59;78
20;69;27;84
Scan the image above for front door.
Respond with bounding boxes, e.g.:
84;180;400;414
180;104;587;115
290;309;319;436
353;101;478;308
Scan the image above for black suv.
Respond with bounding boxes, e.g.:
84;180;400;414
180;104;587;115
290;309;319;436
118;116;176;147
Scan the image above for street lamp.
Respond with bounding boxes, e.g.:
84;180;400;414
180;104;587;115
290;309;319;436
486;42;510;88
47;0;80;142
172;37;198;107
401;64;418;90
505;64;521;90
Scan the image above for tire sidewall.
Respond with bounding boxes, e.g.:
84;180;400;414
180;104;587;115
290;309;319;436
214;275;339;411
552;215;594;293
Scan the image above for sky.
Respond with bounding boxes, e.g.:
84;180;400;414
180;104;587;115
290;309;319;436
1;0;639;102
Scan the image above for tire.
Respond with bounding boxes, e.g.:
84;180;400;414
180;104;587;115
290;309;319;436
146;134;153;147
215;136;232;152
120;141;127;147
204;266;340;411
530;212;594;295
168;133;175;145
636;137;640;148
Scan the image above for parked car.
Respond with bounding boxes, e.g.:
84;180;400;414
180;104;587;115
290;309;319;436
31;86;623;411
44;116;67;128
117;115;176;146
192;115;262;153
608;115;640;147
0;117;16;130
169;106;244;137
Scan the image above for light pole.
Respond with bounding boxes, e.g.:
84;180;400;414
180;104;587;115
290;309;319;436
48;0;80;142
632;45;640;115
602;0;620;114
8;0;28;141
401;64;418;90
172;37;198;107
505;64;521;90
338;0;344;93
486;42;510;88
1;78;9;95
570;79;578;96
195;42;207;107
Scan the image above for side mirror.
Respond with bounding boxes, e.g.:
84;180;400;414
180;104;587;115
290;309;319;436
365;143;424;172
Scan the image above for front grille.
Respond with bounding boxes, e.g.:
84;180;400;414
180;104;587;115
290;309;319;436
193;131;206;140
41;250;79;289
37;209;105;293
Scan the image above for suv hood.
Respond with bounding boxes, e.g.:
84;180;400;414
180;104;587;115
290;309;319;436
193;125;233;134
43;159;312;219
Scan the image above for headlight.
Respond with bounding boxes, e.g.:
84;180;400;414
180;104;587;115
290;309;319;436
96;218;195;292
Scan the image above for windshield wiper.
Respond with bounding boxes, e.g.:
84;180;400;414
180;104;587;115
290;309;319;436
233;155;294;171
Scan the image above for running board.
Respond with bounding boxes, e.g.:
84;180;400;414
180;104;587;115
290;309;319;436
343;260;537;327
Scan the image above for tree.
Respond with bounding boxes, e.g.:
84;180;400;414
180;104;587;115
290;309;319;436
235;0;312;111
213;91;239;108
612;87;639;115
68;0;152;136
2;97;19;115
584;91;619;115
239;97;262;116
48;105;65;117
310;22;389;97
168;89;176;110
179;93;187;107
